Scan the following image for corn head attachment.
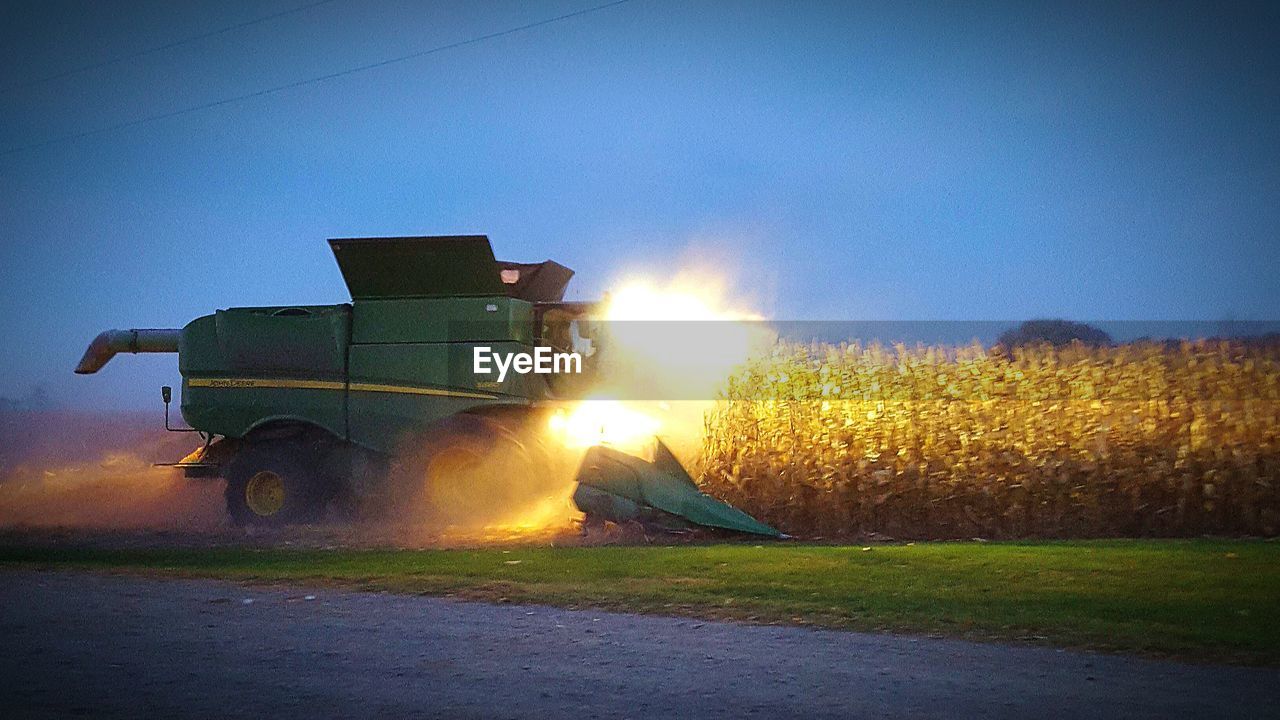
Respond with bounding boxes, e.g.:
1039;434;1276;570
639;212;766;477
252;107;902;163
573;440;780;537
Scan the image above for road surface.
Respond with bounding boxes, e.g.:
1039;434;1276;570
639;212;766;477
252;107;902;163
1;570;1276;719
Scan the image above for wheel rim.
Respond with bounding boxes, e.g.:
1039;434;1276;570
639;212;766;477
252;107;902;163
245;470;286;517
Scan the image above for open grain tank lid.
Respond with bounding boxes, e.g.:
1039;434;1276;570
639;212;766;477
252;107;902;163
328;235;573;302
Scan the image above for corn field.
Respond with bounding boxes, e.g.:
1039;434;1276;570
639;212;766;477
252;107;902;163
699;341;1280;538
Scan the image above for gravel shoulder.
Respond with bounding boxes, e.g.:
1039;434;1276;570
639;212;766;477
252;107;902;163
2;569;1277;719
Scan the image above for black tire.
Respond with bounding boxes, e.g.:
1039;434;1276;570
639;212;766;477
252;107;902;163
409;416;501;514
388;413;567;527
224;439;335;527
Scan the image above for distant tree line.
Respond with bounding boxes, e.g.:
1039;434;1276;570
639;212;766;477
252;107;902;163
995;319;1280;351
996;319;1111;350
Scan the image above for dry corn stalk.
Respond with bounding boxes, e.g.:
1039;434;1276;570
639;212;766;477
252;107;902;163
698;340;1280;538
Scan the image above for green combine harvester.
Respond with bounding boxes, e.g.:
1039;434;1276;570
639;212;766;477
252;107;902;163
75;235;777;537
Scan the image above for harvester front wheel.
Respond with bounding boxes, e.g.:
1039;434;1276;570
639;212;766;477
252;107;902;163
224;440;334;526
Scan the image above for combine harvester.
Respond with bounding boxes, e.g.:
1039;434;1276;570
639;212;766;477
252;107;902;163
76;235;777;537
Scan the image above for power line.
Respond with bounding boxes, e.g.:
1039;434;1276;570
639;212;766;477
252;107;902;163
0;0;633;158
2;0;343;94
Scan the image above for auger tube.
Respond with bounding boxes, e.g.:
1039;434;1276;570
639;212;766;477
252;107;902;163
74;329;181;374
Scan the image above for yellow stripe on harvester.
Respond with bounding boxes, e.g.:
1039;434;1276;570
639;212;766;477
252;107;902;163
349;381;497;400
187;377;498;400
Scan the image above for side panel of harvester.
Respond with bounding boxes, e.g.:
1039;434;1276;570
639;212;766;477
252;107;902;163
174;236;559;455
178;306;351;441
345;296;543;453
332;235;551;454
177;301;544;455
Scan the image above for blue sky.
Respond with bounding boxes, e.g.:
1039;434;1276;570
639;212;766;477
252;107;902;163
1;0;1277;408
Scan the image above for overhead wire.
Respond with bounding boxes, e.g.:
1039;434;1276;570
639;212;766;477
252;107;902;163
0;0;634;158
2;0;344;94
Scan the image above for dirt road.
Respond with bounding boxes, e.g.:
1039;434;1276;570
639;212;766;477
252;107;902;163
1;570;1276;719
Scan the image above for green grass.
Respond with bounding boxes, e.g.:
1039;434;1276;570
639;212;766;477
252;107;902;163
3;539;1277;664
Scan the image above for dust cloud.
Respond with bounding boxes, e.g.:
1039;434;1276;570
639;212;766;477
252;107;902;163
0;410;225;531
371;420;586;546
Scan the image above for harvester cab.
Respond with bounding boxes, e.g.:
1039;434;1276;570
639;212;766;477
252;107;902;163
74;235;779;537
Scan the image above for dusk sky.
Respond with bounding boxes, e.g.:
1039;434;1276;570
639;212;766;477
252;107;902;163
2;0;1277;409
